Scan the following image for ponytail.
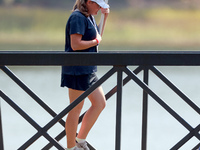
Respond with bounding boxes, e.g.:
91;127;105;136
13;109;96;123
73;0;89;17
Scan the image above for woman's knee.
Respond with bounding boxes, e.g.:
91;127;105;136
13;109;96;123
93;96;106;111
100;97;106;110
88;86;106;110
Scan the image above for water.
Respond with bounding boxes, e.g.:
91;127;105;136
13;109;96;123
0;66;199;150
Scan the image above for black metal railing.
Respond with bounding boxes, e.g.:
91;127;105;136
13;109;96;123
0;51;200;150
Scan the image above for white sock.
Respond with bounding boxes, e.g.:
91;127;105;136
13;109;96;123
76;137;86;143
67;146;76;150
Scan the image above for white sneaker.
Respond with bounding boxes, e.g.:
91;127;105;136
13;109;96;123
65;146;84;150
76;141;90;150
74;147;84;150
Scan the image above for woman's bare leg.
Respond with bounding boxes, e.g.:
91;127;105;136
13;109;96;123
77;86;106;139
66;88;84;148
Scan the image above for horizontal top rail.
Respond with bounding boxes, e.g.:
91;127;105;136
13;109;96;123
1;51;200;66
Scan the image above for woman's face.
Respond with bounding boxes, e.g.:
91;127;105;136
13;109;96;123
87;0;101;15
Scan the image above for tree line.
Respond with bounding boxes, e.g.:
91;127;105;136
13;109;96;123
1;0;127;8
1;0;199;8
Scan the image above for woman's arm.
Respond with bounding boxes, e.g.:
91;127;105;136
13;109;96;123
71;33;102;51
71;8;109;51
99;8;110;36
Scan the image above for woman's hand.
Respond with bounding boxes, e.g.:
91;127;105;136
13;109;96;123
96;32;102;44
101;8;110;17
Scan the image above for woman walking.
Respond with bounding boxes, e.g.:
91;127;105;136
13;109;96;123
61;0;110;150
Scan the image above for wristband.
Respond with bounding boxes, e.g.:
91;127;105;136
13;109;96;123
95;38;99;45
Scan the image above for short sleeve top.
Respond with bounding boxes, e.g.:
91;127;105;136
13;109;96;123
62;10;98;75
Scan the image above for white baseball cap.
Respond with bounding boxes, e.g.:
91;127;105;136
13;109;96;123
91;0;110;9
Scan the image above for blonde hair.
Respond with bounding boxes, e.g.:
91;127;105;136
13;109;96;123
73;0;89;17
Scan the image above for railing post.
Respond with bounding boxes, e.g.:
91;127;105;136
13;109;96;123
0;92;4;150
115;66;123;150
141;66;149;150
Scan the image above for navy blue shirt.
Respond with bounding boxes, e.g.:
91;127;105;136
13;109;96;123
62;11;98;75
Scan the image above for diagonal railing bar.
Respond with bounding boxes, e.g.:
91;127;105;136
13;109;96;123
149;66;200;149
34;66;116;150
192;142;200;150
19;132;41;150
0;91;42;131
0;91;65;150
77;66;143;125
79;66;143;122
19;128;65;149
0;66;66;127
0;66;68;149
43;66;116;132
42;130;66;150
105;66;143;101
0;66;116;150
0;66;96;149
42;131;95;150
23;67;116;150
42;132;66;150
195;125;200;139
150;66;200;115
19;131;65;150
43;66;143;150
122;67;200;149
123;67;194;131
171;124;200;150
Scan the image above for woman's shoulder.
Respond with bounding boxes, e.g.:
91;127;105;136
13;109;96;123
68;11;88;25
70;11;87;19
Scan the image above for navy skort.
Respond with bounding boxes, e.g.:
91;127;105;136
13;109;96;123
61;73;98;91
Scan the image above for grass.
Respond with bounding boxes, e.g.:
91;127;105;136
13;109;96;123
104;8;200;50
1;6;200;51
0;6;66;50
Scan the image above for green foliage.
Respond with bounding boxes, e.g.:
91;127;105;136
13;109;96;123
1;0;200;10
0;6;67;50
1;6;200;50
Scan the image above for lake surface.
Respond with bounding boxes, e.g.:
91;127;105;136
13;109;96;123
0;66;199;150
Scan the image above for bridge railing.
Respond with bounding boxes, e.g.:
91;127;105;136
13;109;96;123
0;51;200;150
